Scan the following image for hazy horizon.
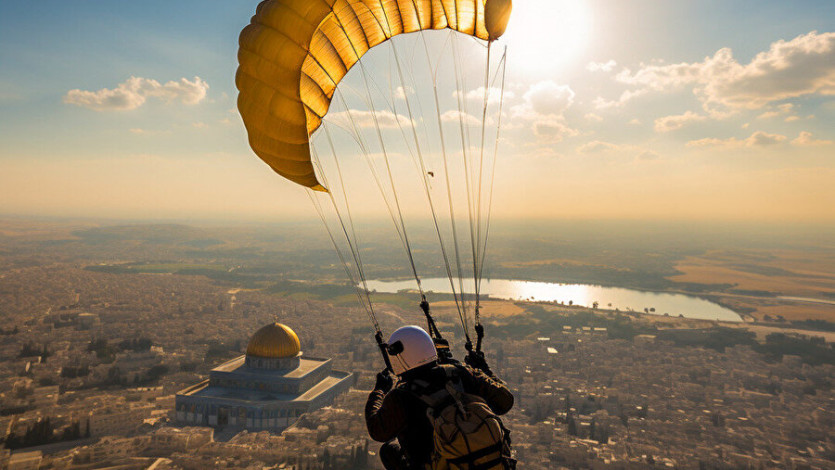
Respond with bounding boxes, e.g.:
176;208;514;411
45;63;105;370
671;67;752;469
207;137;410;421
5;211;835;228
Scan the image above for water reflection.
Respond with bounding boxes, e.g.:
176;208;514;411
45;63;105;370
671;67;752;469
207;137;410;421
364;278;741;322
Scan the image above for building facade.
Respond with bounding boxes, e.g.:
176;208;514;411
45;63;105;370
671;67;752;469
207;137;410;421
175;322;353;430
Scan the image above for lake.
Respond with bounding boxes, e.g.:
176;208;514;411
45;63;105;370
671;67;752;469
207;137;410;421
364;278;742;322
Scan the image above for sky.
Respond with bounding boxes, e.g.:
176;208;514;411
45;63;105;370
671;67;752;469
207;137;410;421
1;0;834;223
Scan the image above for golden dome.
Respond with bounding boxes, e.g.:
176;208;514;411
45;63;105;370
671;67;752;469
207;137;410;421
245;323;300;359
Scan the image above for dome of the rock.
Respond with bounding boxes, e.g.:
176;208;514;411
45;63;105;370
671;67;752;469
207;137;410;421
245;322;301;359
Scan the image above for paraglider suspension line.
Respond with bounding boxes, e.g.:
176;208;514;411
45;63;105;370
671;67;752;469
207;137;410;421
474;43;493;324
386;35;472;345
475;46;508;339
421;31;471;341
306;190;378;331
372;1;473;347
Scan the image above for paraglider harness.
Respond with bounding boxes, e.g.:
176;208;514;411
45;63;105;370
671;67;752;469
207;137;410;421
404;364;515;470
374;299;514;470
419;297;488;365
421;297;456;364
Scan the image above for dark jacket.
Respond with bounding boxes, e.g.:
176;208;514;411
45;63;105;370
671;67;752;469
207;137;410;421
365;363;514;465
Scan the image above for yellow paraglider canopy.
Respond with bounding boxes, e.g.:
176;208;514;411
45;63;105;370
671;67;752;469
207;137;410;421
237;0;512;191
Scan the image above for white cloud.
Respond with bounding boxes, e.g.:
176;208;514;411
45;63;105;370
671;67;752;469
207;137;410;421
577;141;621;154
746;132;788;146
791;131;833;146
150;77;209;104
777;103;793;113
192;122;208;129
614;31;835;114
577;141;661;161
654;111;708;132
585;113;603;122
516;81;575;117
587;60;617;72
64;76;209;111
394;86;415;100
592;89;648;109
328;109;414;129
455;87;515;102
440;110;481;126
757;111;781;119
757;103;795;120
533;120;579;143
506;81;578;143
687;131;787;149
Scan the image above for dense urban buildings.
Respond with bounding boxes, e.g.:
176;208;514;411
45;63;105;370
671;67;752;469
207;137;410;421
1;223;834;469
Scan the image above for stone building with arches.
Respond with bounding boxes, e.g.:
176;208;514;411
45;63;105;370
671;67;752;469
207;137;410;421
175;322;353;430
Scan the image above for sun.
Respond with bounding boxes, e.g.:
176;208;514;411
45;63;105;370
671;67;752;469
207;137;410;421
501;0;592;72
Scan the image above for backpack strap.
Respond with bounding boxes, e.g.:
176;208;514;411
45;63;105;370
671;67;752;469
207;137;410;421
446;442;505;469
406;369;465;420
408;379;450;410
415;388;452;410
442;364;468;393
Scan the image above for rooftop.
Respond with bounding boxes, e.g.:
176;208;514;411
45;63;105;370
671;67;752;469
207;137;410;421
211;355;328;380
183;371;351;405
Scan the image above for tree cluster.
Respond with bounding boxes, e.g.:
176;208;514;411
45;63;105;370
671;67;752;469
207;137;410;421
321;440;369;470
754;332;835;366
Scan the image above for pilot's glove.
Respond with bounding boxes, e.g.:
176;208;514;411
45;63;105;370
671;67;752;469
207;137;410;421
374;369;395;393
465;350;494;377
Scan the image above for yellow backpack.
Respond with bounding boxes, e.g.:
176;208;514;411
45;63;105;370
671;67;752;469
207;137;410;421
410;368;513;470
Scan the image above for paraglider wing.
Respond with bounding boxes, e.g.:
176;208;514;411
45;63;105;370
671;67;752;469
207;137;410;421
236;0;512;191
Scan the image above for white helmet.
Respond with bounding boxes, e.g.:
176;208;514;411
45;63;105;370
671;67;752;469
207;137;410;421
387;326;437;376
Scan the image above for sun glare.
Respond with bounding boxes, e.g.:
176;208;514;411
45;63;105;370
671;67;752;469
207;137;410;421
502;0;592;71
